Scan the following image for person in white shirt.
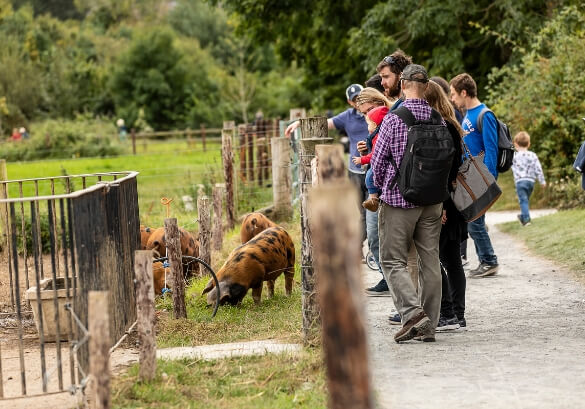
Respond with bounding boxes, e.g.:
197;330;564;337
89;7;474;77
511;131;546;226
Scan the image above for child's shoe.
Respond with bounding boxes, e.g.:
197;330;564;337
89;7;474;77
362;197;379;212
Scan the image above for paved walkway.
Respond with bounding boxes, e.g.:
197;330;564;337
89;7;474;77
364;209;585;409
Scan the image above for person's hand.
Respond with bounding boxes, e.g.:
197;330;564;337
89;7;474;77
542;182;547;188
357;140;367;154
352;156;362;166
441;210;447;225
284;121;300;138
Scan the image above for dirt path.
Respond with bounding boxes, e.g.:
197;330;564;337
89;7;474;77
364;210;585;409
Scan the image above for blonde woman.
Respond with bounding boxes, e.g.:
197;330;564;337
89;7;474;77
425;79;467;331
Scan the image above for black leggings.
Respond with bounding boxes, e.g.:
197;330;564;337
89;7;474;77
440;234;466;320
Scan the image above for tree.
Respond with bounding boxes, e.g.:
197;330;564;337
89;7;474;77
110;28;190;130
487;5;585;176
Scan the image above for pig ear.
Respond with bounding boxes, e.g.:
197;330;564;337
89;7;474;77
202;279;215;294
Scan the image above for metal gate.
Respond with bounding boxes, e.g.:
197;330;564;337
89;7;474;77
0;171;139;400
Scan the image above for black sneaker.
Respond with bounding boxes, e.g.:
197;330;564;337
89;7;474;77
468;262;499;278
458;317;467;328
436;316;460;332
388;312;401;325
365;279;391;297
517;214;531;226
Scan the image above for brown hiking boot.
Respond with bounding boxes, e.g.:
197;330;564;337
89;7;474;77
394;311;432;343
362;197;379;212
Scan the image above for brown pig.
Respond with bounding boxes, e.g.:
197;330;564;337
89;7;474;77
146;227;199;278
203;226;295;306
240;212;276;243
140;225;153;250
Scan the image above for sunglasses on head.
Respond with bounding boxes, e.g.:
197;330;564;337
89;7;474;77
383;55;395;65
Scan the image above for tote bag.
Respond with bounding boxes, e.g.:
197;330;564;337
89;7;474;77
451;142;502;222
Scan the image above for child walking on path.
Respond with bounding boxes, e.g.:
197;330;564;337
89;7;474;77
511;131;546;226
353;105;389;212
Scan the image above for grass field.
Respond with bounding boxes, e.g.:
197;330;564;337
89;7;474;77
498;208;585;278
4;139;273;230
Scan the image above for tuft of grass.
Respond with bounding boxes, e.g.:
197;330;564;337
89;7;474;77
498;208;585;278
111;350;326;409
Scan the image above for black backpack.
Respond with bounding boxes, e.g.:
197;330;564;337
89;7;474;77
388;107;456;206
477;108;514;173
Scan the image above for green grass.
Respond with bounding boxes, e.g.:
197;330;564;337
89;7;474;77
111;351;326;409
498;208;585;278
4;139;273;229
490;170;548;211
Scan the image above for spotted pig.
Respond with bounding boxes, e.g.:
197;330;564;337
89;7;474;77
203;226;295;306
240;212;276;243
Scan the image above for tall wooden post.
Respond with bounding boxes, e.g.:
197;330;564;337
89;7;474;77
0;159;8;259
131;128;136;155
221;129;236;230
271;138;293;221
247;124;255;183
257;136;265;186
299;116;329;346
164;218;186;318
197;196;211;276
134;251;156;381
200;123;206;152
238;124;247;182
212;184;224;251
310;183;371;409
315;144;346;183
89;291;110;409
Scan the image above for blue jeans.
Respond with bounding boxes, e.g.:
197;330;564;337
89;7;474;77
516;180;534;223
365;168;381;195
467;214;498;265
365;207;381;274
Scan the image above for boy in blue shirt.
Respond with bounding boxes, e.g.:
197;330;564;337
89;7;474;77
449;73;499;278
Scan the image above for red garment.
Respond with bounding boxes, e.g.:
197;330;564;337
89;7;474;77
360;133;378;165
11;130;21;141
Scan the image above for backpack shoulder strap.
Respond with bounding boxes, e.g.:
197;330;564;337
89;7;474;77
429;108;443;125
393;106;416;127
476;107;493;133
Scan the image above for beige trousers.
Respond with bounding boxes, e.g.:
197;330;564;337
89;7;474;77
378;202;443;327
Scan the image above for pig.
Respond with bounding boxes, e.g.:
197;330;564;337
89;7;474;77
140;225;152;250
203;226;295;306
240;212;276;243
146;226;199;278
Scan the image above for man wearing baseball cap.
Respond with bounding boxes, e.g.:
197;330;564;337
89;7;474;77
286;83;369;243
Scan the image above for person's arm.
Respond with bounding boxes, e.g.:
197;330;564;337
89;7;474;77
284;118;335;137
481;112;499;178
534;155;546;186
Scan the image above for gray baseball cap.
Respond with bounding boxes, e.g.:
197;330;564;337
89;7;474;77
345;84;363;101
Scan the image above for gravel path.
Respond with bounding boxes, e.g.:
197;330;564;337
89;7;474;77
364;210;585;409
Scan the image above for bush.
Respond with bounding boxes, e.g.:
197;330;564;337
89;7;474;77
545;173;585;209
1;116;122;161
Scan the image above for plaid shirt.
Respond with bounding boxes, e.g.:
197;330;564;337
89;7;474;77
371;98;434;208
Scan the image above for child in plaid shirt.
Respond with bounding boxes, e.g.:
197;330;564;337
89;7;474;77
511;131;546;225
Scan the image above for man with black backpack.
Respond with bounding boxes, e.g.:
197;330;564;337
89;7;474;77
449;73;500;278
371;64;454;343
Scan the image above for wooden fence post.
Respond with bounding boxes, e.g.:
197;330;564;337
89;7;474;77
257;135;265;187
271;138;293;221
134;250;156;381
164;218;187;318
247;124;255;183
299;116;329;346
238;124;247;182
212;184;224;251
0;159;8;259
89;291;110;409
186;127;193;148
221;129;236;230
197;196;211;276
310;182;371;409
200;123;206;152
131;128;136;155
315;144;346;184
